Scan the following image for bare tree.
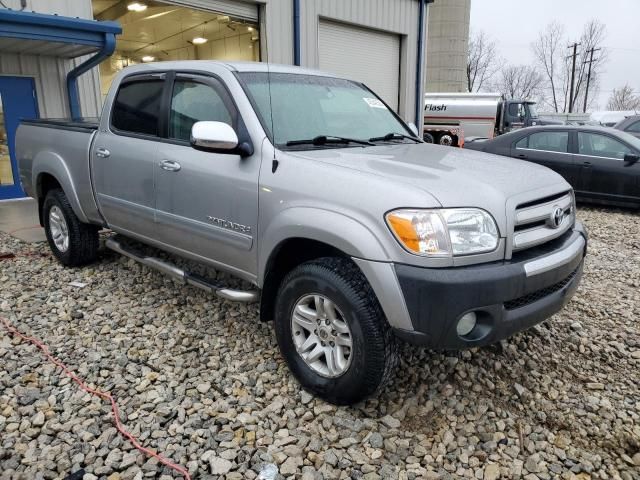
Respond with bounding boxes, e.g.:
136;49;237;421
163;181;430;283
532;22;566;112
606;85;640;110
493;65;545;101
532;20;607;113
467;30;499;92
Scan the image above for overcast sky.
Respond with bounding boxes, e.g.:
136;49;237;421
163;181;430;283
470;0;640;111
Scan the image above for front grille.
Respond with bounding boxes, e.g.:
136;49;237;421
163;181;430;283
504;266;579;310
512;191;574;252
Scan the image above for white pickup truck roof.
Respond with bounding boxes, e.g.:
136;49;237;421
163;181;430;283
116;60;343;78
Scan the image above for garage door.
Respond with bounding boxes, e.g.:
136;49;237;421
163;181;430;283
318;20;400;111
161;0;258;21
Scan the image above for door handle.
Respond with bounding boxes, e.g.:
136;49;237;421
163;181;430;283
517;153;528;159
95;147;110;158
583;161;592;167
160;160;181;172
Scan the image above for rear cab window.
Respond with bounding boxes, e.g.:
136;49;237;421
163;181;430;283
111;78;164;136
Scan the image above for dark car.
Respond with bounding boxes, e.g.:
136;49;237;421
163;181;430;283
615;115;640;139
465;125;640;208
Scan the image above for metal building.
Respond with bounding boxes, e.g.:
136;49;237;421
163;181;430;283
0;0;469;200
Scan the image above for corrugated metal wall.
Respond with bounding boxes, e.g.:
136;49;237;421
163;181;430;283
0;0;103;117
259;0;294;65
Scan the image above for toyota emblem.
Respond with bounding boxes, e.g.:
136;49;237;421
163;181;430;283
549;206;564;229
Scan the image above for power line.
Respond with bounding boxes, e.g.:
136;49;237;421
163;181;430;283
583;47;601;113
567;42;581;113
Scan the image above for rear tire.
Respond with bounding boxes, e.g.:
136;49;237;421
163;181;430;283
274;257;398;405
43;188;99;267
438;133;454;146
423;132;435;143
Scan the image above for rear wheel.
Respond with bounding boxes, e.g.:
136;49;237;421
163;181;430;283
423;132;435;143
43;188;99;267
274;257;398;405
438;133;454;146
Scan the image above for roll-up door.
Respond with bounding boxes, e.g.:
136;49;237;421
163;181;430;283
318;20;400;111
160;0;258;21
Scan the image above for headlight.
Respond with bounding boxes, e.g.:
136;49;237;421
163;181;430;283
386;208;499;257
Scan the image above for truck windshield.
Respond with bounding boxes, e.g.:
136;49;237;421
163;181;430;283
527;103;539;119
237;72;413;149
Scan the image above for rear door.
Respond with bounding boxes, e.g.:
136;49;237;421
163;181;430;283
92;74;165;238
511;130;578;188
154;72;260;276
574;131;639;202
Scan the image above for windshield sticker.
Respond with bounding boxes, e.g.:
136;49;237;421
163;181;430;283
363;97;386;109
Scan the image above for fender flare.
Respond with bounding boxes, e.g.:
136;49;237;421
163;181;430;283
32;151;89;224
258;206;391;285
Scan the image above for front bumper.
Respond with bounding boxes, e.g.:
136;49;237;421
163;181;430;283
393;222;587;349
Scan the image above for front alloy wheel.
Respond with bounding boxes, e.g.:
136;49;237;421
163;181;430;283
291;294;353;378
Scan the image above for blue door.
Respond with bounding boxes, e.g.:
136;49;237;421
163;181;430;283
0;76;39;200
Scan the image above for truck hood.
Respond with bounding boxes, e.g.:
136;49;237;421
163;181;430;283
285;143;569;209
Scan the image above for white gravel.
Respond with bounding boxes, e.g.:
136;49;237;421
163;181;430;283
0;206;639;480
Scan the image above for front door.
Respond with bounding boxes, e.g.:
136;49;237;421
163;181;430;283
574;131;640;203
0;76;39;200
154;73;260;277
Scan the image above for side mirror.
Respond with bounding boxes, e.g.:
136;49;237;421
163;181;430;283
407;122;419;137
624;153;639;166
191;121;239;153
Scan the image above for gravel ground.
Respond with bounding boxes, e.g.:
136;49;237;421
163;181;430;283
0;206;639;480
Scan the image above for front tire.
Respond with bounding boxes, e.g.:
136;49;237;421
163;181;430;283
274;257;398;405
43;188;99;267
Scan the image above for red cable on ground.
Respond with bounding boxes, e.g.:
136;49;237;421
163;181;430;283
0;316;191;480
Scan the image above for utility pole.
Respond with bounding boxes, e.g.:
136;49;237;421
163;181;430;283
582;47;601;113
567;42;580;113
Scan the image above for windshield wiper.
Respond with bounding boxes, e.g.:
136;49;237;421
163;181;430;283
286;135;374;147
369;132;422;143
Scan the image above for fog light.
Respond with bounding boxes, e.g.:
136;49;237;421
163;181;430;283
456;312;477;337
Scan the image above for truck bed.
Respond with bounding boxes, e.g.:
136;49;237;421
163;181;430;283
16;118;102;225
21;117;99;133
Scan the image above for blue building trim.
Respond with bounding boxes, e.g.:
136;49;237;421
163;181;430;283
293;0;301;66
415;0;432;128
0;9;121;119
67;33;117;119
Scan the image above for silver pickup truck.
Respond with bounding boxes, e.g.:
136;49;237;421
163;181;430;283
16;61;587;405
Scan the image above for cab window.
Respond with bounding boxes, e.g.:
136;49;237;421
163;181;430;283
111;79;164;136
508;103;526;119
169;79;234;142
578;132;633;159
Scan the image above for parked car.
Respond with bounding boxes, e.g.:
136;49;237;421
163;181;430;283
465;125;640;208
16;61;587;405
615;115;640;139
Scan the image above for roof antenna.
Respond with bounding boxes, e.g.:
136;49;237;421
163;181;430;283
263;22;278;173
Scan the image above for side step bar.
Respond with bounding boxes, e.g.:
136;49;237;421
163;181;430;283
105;238;259;303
